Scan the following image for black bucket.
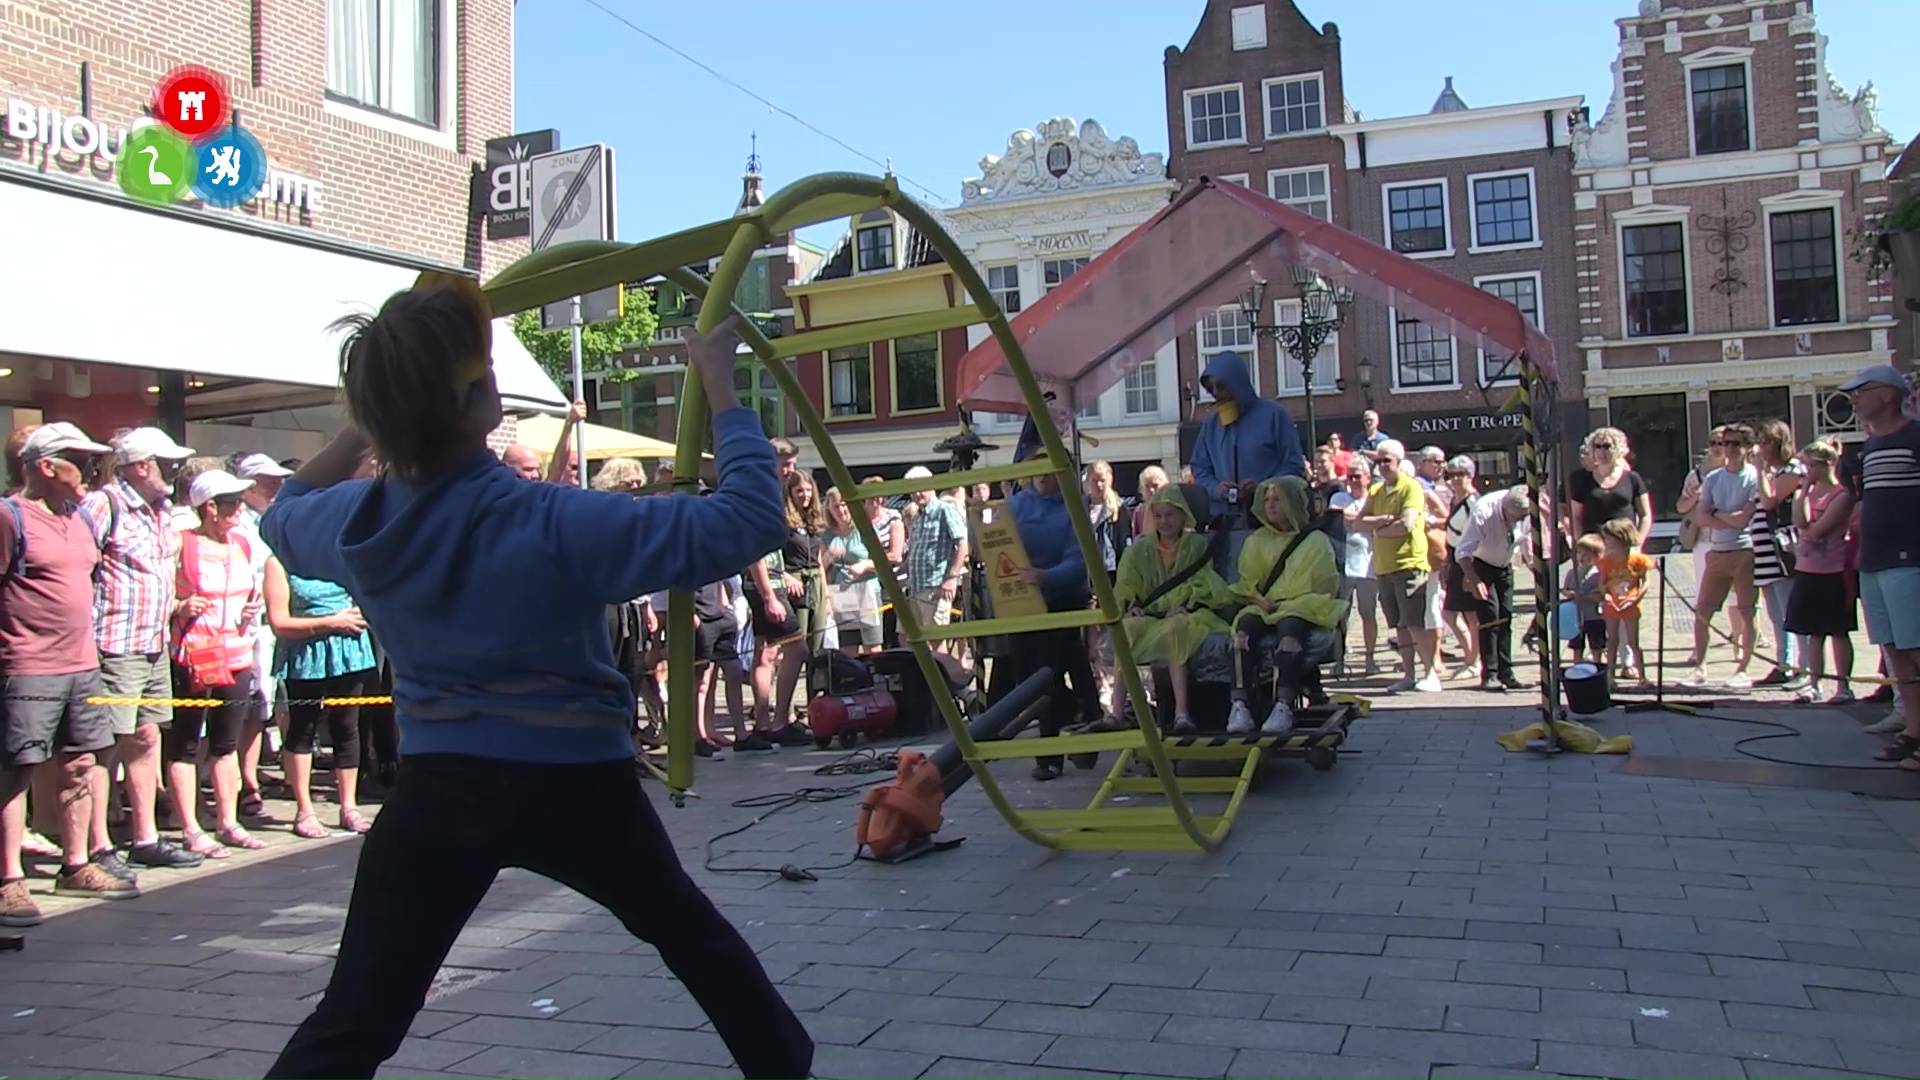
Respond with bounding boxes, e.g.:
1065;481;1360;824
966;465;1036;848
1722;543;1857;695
1562;664;1611;715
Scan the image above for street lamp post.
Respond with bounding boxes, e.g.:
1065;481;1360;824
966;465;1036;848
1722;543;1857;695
1240;266;1354;450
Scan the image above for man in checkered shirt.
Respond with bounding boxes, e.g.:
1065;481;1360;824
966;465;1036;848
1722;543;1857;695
80;428;205;871
901;466;966;650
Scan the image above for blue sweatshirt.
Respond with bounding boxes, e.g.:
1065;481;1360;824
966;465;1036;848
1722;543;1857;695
1007;485;1090;612
1189;351;1306;518
260;407;786;764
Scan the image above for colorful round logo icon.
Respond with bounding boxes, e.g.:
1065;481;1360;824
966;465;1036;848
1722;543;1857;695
153;65;230;140
117;125;196;207
192;124;268;208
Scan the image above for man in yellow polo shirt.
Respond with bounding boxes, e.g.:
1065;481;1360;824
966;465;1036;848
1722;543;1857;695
1355;440;1441;693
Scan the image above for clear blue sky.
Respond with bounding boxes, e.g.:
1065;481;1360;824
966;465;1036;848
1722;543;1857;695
513;0;1909;250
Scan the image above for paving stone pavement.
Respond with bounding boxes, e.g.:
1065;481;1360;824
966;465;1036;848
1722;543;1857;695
3;693;1919;1080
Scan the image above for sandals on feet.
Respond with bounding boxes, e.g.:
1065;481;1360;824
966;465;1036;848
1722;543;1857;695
184;832;232;860
238;791;266;818
291;813;331;840
216;826;268;851
1873;733;1920;763
339;809;372;835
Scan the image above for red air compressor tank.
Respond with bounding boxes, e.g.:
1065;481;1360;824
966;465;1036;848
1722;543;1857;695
807;688;898;750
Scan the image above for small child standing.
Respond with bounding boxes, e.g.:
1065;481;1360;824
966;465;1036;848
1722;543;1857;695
1563;534;1606;665
1597;518;1655;684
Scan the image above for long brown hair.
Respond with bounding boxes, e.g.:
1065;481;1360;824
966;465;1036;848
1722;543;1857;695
784;470;826;533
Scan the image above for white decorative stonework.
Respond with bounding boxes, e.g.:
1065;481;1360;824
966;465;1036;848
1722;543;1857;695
960;118;1163;203
1571;62;1631;168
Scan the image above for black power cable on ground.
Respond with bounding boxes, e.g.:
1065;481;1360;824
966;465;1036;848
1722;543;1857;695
701;747;902;881
1616;697;1913;772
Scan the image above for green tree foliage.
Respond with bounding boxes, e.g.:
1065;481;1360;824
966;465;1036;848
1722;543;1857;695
509;284;659;388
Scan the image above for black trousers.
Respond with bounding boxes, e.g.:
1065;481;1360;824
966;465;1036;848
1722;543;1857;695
264;753;813;1080
1233;615;1313;702
1473;557;1516;681
988;627;1095;769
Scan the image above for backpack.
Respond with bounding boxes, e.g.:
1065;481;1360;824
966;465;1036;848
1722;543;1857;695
4;492;119;582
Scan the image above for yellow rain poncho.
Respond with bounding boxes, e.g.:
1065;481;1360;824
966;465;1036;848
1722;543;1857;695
1232;476;1348;630
1115;487;1231;665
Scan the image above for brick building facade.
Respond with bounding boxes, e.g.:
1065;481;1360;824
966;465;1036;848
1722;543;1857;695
0;0;560;460
1570;0;1898;513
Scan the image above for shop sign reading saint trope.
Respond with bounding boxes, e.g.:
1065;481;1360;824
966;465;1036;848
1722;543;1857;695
4;96;324;216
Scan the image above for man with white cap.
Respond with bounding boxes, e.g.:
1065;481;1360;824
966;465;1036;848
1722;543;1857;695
1;422;140;928
900;465;966;646
1834;365;1920;767
232;453;295;814
80;428;203;872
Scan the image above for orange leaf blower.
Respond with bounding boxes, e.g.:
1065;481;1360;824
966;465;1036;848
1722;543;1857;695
855;751;945;861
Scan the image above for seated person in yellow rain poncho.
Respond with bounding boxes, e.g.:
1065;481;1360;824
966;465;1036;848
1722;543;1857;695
1115;486;1231;736
1227;476;1348;738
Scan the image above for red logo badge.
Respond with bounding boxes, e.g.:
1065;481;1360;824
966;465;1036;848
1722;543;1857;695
153;66;230;139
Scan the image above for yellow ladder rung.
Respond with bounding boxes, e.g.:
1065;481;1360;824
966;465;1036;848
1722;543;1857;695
852;457;1061;501
1045;830;1215;852
968;729;1146;760
1021;807;1187;828
1110;776;1243;794
765;306;991;361
911;607;1112;642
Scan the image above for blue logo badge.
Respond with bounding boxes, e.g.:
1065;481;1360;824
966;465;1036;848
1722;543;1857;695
192;124;268;208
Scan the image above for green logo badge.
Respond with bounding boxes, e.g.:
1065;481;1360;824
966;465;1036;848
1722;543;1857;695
118;126;195;207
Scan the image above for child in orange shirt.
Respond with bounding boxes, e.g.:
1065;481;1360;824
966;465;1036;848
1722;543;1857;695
1597;518;1654;684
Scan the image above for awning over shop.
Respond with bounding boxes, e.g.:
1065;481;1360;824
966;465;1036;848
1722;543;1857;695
514;414;693;461
0;177;569;414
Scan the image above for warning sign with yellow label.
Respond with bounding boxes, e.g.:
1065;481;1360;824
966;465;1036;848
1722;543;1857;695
974;500;1049;620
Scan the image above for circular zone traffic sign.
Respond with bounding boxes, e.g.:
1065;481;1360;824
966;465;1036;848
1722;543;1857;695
153;65;230;139
540;171;594;232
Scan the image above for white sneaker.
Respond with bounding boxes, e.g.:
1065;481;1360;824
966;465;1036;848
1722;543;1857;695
1414;674;1444;693
1866;709;1906;735
1783;674;1812;692
1261;702;1296;737
1226;701;1254;735
1724;672;1754;691
1679;671;1709;689
1385;677;1417;694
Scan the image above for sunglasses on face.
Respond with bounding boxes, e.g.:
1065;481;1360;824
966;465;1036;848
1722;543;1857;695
211;495;244;512
1712;440;1747;448
1591;441;1613;451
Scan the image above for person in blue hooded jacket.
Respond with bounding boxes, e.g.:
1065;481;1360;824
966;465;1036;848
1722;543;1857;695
987;470;1101;781
257;279;812;1080
1190;351;1306;521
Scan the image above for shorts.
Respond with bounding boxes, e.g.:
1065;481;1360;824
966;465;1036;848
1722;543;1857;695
746;585;802;646
1784;570;1857;639
694;614;741;665
1696;548;1758;617
1860;566;1920;650
910;586;955;631
99;651;174;735
1379;570;1434;633
1341;577;1379;622
3;670;114;768
831;598;884;650
1578;619;1608;653
1442;560;1480;615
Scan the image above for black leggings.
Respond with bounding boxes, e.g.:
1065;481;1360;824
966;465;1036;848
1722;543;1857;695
264;754;813;1079
167;665;258;761
284;673;369;764
987;627;1098;769
1232;615;1314;702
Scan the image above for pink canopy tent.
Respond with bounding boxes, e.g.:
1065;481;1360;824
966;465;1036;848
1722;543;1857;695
955;178;1558;417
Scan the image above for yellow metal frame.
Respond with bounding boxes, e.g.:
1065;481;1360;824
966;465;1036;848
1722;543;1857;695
483;172;1270;851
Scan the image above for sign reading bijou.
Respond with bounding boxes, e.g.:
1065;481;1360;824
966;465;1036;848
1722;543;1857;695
1406;411;1525;436
475;129;560;240
4;97;324;214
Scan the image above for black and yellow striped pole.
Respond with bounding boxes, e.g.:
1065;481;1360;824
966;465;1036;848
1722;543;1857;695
1502;349;1565;752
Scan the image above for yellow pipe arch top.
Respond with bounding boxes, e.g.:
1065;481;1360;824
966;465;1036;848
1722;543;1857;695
480;171;1272;852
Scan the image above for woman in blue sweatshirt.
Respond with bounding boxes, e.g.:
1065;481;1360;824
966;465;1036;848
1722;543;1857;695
259;278;812;1080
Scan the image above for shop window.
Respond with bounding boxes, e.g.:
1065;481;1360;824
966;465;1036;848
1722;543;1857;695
856;224;895;273
1043;257;1089;293
891;333;942;414
1385;182;1448;255
1268;166;1330;221
1690;63;1750;156
1623;223;1689;337
1124;361;1159;416
828;344;873;418
1770;209;1840;327
986;264;1022;315
1263;74;1324;138
1197;308;1257;400
1185;85;1245;148
327;0;440;125
1393;313;1455;390
1607;392;1690;518
1709;386;1790;433
1471;172;1534;248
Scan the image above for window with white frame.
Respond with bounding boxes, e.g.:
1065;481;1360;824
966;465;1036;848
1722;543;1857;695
1124;361;1160;416
1770;208;1840;326
1393;313;1455;389
1078;397;1101;420
328;0;440;124
1263;74;1325;138
1268;166;1330;220
986;264;1022;315
1185;85;1245;148
1690;63;1750;156
828;344;873;417
1386;182;1448;255
1218;173;1252;187
1273;300;1338;394
856;224;894;272
1230;4;1266;49
1043;257;1089;293
1476;274;1540;387
1471;172;1534;247
1623;222;1689;337
1197;309;1256;400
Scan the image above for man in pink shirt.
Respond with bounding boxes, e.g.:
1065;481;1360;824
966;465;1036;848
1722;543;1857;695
1;423;141;929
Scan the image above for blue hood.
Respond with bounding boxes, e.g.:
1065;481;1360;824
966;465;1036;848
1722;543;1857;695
262;407;786;764
1189;350;1306;517
1007;484;1090;612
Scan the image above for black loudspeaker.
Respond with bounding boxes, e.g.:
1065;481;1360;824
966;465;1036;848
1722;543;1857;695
869;648;970;738
808;651;874;697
